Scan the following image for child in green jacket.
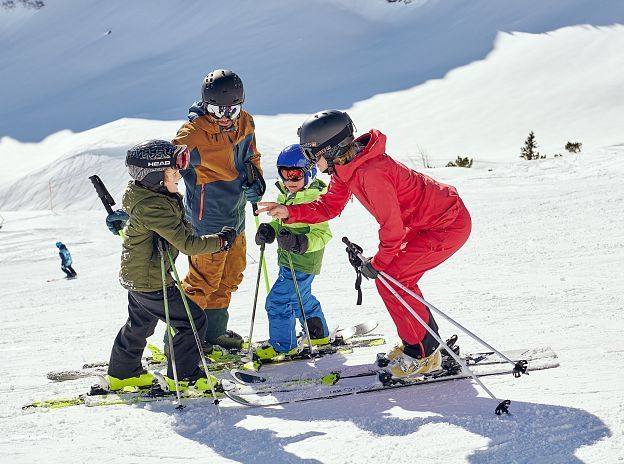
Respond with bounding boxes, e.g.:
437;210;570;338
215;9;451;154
103;139;236;392
254;144;332;359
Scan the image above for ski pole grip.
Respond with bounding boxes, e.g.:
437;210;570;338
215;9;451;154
342;236;363;258
89;175;115;214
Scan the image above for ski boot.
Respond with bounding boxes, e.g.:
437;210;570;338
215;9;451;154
96;371;155;393
375;343;406;368
253;341;301;361
210;330;244;350
379;348;443;385
154;371;222;394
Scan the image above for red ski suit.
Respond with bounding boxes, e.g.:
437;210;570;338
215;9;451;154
285;130;471;349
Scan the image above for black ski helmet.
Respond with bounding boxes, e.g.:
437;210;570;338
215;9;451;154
298;110;355;166
201;69;245;106
126;140;185;189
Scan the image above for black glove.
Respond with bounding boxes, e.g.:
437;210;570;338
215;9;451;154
255;223;276;245
346;242;364;270
105;209;129;235
277;229;308;255
215;226;237;252
359;258;379;280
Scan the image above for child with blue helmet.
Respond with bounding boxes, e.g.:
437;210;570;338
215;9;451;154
254;144;332;359
56;242;77;278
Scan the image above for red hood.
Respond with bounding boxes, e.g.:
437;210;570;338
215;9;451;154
334;129;386;182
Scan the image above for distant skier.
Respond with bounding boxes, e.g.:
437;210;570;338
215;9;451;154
254;144;332;360
55;242;77;278
258;110;472;379
101;139;236;392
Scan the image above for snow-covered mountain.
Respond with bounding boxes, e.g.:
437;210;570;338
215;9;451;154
2;0;623;143
1;1;624;210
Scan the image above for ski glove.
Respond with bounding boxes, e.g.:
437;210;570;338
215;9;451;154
243;179;264;203
106;209;129;235
215;226;237;252
359;258;379;280
255;223;276;245
277;229;308;255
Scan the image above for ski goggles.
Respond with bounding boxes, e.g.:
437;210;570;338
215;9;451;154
205;103;242;120
278;166;306;182
173;144;190;170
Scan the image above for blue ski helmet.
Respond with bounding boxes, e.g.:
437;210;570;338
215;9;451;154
276;144;317;187
55;242;62;248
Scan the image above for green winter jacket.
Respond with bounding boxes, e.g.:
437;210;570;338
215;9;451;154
119;181;221;292
267;179;331;275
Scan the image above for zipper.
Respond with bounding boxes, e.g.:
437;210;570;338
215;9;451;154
199;184;205;221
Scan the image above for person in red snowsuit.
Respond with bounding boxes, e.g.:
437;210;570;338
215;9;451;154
258;110;471;378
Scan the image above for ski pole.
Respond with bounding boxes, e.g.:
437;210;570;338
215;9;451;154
89;175;126;239
342;237;511;415
246;243;266;360
157;240;184;410
285;252;316;359
376;274;511;415
380;269;527;377
245;161;270;293
254;215;271;293
165;247;221;413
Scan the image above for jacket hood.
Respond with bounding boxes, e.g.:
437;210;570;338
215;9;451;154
334;129;386;182
122;181;183;213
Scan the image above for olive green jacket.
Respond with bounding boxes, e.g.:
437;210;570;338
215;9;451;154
267;179;331;275
119;181;221;292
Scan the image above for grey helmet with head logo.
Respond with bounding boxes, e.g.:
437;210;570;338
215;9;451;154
297;110;355;170
126;140;189;189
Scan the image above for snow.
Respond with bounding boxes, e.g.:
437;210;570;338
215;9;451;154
2;149;623;462
1;1;624;463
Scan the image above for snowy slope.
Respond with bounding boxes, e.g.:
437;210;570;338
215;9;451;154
2;148;623;463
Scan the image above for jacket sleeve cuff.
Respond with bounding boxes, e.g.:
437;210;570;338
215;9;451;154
283;205;299;224
371;255;391;272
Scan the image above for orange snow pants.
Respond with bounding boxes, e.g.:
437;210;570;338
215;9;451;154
182;232;247;310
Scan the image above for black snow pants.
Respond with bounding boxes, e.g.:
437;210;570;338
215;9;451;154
61;265;77;277
108;286;207;379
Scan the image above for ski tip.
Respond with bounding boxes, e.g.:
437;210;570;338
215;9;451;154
224;390;255;406
230;369;268;385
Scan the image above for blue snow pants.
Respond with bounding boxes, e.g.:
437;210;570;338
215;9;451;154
265;266;329;353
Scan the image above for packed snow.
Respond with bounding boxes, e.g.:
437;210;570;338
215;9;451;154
1;1;623;463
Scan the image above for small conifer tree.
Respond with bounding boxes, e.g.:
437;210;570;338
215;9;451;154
520;131;540;160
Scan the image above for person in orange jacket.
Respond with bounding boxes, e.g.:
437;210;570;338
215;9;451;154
258;110;471;379
172;70;264;349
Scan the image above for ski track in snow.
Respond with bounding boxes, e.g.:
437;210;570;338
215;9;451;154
1;149;623;463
